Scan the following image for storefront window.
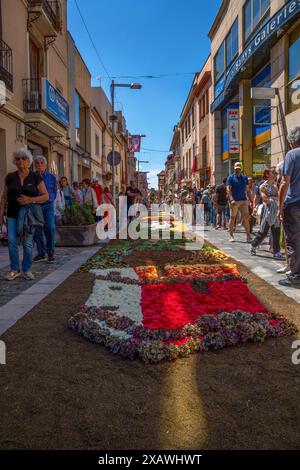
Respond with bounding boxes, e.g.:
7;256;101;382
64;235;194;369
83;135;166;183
243;0;270;43
287;26;300;114
252;64;271;138
252;141;271;179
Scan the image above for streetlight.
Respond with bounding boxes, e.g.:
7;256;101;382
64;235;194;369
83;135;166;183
110;81;142;203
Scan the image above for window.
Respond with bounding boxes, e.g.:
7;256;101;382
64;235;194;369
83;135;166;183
287;26;300;113
214;42;225;83
252;64;271;135
202;137;207;168
188;114;191;135
95;133;100;156
226;19;239;67
57;153;64;178
206;90;209;115
185;121;188;139
214;18;238;97
243;0;270;43
192;105;195;128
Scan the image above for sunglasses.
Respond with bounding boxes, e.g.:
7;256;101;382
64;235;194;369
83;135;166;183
15;156;28;161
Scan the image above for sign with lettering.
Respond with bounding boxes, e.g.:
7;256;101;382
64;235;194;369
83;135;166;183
41;78;70;127
211;0;300;112
228;109;239;154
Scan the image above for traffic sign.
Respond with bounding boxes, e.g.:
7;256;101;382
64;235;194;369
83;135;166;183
107;151;121;166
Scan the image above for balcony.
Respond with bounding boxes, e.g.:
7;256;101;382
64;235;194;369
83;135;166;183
0;39;13;92
27;0;61;36
23;78;41;113
23;77;70;135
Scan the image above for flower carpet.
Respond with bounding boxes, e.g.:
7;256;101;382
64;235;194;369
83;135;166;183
69;239;296;363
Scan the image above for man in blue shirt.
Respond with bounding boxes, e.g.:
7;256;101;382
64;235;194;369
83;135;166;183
226;161;252;243
278;127;300;288
33;155;57;263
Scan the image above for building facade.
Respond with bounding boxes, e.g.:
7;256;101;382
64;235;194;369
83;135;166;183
68;33;92;182
157;170;166;201
0;0;70;192
169;56;213;191
209;0;300;182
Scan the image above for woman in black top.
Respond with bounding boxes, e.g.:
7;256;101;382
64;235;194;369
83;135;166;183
0;148;48;281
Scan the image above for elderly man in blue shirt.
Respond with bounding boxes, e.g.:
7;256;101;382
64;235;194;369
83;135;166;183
278;127;300;288
33;155;57;263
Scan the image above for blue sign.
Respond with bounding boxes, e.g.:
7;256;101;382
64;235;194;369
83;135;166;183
215;75;226;100
42;78;70;127
211;0;300;112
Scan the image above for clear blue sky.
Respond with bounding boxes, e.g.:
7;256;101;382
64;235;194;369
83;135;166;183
68;0;222;188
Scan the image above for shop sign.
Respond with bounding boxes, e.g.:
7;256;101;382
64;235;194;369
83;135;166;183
211;0;300;112
42;78;70;127
228;109;239;154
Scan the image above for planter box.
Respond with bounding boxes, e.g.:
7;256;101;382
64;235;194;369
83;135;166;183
56;223;98;247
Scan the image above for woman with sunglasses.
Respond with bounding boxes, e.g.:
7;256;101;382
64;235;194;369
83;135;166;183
0;147;49;281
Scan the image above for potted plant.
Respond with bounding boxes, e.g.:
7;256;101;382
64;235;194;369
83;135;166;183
56;203;99;247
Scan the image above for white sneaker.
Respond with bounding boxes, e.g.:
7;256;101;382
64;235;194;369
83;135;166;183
6;271;21;281
277;266;289;274
23;271;35;281
229;235;235;242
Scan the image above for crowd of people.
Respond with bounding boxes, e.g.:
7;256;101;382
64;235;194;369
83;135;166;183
165;126;300;289
0;147;141;282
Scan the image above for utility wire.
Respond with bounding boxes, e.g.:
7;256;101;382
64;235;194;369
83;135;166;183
141;147;170;153
95;72;198;81
74;0;112;81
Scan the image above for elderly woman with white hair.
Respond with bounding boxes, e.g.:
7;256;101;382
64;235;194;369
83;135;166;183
0;147;48;281
278;126;300;288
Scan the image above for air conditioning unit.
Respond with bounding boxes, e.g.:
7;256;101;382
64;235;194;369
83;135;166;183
16;122;25;140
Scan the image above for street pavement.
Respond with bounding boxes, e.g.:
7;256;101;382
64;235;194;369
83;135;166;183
203;224;300;304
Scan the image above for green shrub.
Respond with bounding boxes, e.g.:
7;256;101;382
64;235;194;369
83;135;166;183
61;203;95;226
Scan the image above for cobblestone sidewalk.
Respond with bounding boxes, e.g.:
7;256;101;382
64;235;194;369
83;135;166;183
0;246;82;307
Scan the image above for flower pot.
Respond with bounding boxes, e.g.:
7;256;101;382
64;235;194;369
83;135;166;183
56;223;98;247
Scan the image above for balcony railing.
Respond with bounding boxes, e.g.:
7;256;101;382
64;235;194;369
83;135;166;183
28;0;61;31
0;39;13;92
23;78;42;113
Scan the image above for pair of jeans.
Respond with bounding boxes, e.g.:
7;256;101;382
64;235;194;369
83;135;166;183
34;202;55;256
283;203;300;279
7;217;33;273
252;222;281;254
217;205;227;227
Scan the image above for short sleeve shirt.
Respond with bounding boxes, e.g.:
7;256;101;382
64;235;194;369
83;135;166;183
126;186;142;206
5;170;42;218
226;173;248;201
216;183;228;205
283;148;300;206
